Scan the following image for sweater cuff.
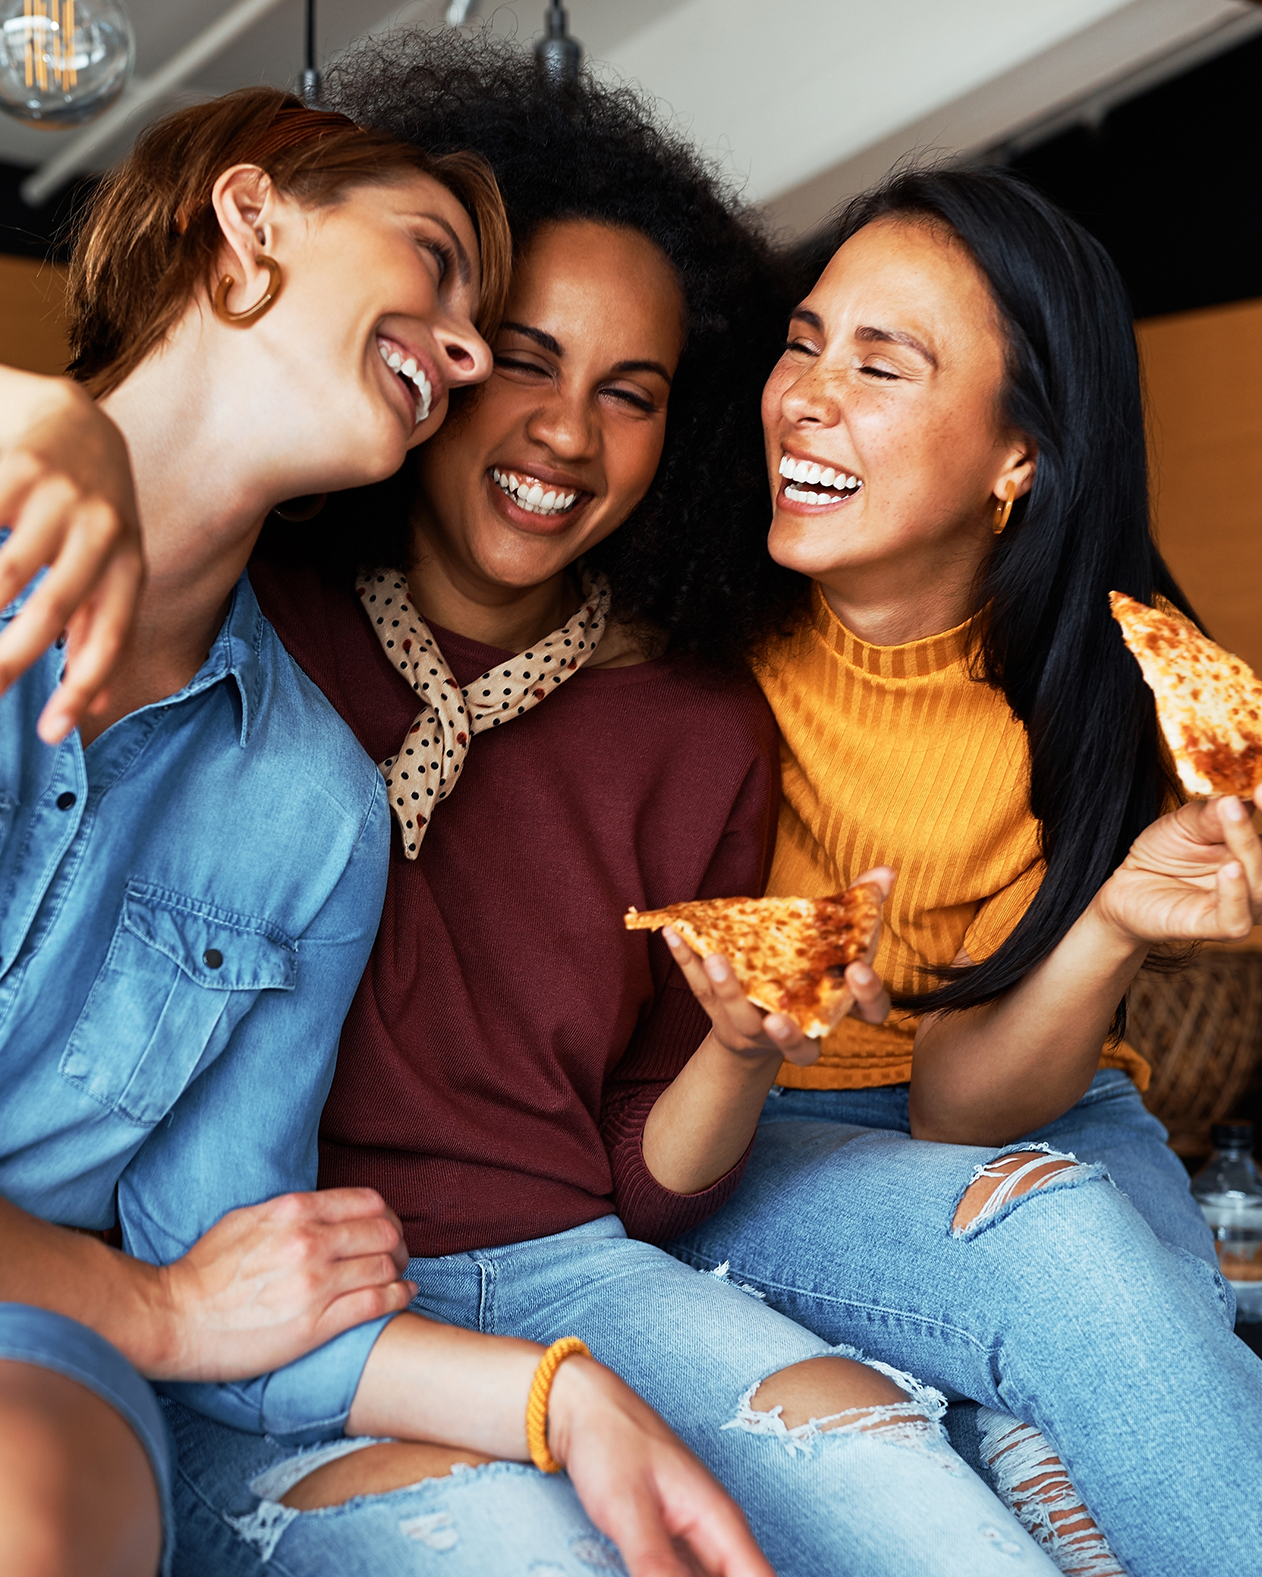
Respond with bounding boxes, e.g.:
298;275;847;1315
612;1126;754;1245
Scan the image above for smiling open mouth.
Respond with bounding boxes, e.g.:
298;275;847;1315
491;467;581;518
377;337;432;425
779;453;863;504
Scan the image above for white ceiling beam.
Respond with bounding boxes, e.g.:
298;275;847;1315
20;0;292;205
605;0;1175;204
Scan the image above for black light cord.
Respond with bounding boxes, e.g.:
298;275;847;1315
301;0;320;104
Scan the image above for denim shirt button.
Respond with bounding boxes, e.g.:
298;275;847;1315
55;792;76;811
203;949;224;970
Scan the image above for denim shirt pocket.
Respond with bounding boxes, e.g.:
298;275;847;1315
60;882;297;1127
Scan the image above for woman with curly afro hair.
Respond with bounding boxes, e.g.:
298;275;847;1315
161;27;1062;1577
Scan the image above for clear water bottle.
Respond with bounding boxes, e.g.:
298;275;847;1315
1191;1122;1262;1323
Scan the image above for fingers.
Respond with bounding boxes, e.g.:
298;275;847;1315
846;961;890;1024
313;1274;417;1345
1214;860;1256;940
38;542;144;742
850;865;895;902
1218;796;1262;921
663;931;770;1046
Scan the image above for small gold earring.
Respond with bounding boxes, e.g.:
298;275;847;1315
992;480;1017;535
212;255;283;327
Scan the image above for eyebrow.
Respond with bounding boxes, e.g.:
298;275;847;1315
412;212;472;285
498;326;673;385
855;323;938;368
789;307;938;369
500;320;562;355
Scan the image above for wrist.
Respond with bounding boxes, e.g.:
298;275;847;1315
544;1353;606;1469
1084;880;1155;961
138;1260;192;1380
698;1028;783;1078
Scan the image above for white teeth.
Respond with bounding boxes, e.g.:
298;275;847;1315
378;342;392;364
401;358;418;378
491;469;580;516
806;464;821;485
778;455;792;478
388;351;403;370
820;467;835;487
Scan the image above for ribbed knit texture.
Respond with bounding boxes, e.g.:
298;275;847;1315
760;584;1148;1092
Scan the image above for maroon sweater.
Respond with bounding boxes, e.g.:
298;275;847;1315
251;563;780;1256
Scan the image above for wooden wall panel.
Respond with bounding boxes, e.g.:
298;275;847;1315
1138;297;1262;673
1137;298;1262;949
0;255;68;375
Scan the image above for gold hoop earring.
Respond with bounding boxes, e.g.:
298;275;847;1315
212;255;282;327
992;480;1017;535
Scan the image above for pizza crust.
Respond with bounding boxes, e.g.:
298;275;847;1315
1110;591;1262;797
624;885;883;1038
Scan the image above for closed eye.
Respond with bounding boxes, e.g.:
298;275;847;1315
784;338;818;357
859;364;899;381
603;386;657;413
420;238;455;283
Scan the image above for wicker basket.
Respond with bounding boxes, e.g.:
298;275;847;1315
1127;950;1262;1159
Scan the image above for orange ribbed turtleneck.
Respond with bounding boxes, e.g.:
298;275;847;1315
759;583;1148;1092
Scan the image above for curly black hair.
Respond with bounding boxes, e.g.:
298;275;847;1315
273;26;805;669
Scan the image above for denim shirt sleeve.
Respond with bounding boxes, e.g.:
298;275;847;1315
125;778;392;1442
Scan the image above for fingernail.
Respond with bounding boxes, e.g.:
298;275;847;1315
851;965;873;986
1223;797;1246;822
704;955;727;982
662;927;680;948
766;1015;789;1039
1224;861;1244;879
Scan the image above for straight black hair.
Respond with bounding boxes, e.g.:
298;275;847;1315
836;167;1196;1029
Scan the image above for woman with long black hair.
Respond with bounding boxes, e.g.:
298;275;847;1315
666;165;1262;1577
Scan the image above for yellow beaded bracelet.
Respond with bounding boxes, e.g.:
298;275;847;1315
526;1336;591;1473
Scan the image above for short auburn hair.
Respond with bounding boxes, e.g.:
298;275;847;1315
66;87;511;398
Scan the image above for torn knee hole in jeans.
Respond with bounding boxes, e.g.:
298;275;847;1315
979;1411;1128;1577
723;1356;954;1462
952;1146;1101;1237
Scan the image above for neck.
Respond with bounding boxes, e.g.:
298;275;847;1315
85;341;280;743
817;529;990;647
404;522;580;654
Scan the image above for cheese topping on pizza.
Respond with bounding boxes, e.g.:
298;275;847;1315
623;885;883;1038
1110;591;1262;797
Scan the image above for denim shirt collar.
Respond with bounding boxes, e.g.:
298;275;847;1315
0;565;265;748
181;575;266;748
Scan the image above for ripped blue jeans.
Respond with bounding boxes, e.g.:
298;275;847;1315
669;1069;1262;1577
162;1216;1062;1576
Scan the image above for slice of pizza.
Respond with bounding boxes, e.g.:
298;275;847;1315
1110;591;1262;797
624;885;883;1038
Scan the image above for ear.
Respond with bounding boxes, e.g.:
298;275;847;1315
993;437;1038;505
208;164;279;312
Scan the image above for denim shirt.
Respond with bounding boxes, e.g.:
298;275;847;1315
0;571;392;1443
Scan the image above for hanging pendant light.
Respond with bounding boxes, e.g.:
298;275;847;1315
0;0;133;128
535;1;581;85
299;0;318;105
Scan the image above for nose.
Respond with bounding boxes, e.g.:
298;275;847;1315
435;310;494;388
780;356;842;429
523;385;597;461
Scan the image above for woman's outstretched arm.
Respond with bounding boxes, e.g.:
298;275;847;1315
348;1313;772;1577
909;789;1262;1145
0;367;143;743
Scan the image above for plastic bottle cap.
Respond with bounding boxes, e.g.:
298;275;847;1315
1211;1121;1255;1152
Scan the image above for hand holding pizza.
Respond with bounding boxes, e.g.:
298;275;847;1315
648;868;895;1068
1093;787;1262;948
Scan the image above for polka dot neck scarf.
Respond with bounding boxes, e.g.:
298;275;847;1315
356;566;612;857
